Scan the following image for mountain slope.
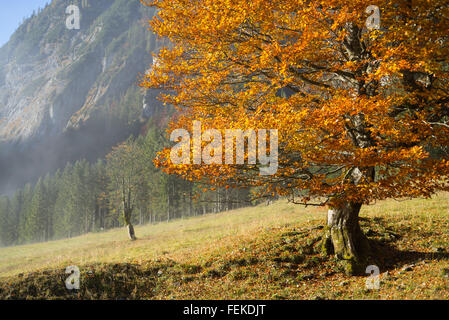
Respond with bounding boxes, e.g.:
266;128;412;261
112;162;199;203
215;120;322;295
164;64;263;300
0;0;164;194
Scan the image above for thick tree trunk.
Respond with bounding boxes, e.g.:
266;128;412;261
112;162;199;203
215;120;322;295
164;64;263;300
322;201;371;275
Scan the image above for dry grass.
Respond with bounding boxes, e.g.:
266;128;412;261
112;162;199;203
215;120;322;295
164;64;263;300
0;200;324;279
0;193;448;299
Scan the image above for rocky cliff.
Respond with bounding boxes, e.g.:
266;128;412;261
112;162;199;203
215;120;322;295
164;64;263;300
0;0;164;193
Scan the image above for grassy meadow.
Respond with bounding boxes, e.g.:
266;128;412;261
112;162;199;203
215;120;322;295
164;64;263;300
0;193;448;299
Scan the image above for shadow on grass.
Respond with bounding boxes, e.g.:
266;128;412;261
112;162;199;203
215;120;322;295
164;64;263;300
361;216;449;272
370;240;449;271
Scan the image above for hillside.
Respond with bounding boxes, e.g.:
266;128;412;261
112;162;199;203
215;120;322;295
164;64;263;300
0;0;158;142
0;0;165;194
0;195;448;300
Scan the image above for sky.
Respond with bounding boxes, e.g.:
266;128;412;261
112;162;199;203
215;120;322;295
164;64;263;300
0;1;51;47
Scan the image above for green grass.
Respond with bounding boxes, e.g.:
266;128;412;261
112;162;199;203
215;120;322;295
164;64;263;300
0;194;449;299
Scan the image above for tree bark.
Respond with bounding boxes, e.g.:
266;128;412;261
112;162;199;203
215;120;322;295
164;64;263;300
127;223;137;241
322;201;371;275
123;205;137;241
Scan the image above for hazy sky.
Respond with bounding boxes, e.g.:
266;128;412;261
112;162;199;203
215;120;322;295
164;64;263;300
0;1;51;47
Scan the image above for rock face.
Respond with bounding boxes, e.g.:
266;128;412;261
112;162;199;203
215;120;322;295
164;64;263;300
0;0;164;193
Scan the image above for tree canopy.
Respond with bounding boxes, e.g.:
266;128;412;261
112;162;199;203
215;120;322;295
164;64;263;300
141;0;449;273
142;0;449;203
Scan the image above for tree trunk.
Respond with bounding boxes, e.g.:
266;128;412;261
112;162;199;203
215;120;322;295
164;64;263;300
189;184;193;217
127;224;137;241
167;186;171;222
123;206;137;241
321;201;371;275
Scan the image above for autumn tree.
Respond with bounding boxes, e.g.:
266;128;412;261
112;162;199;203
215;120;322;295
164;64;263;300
141;0;449;273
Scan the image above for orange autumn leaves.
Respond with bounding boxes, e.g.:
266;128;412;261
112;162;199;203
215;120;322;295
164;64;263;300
140;0;449;204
